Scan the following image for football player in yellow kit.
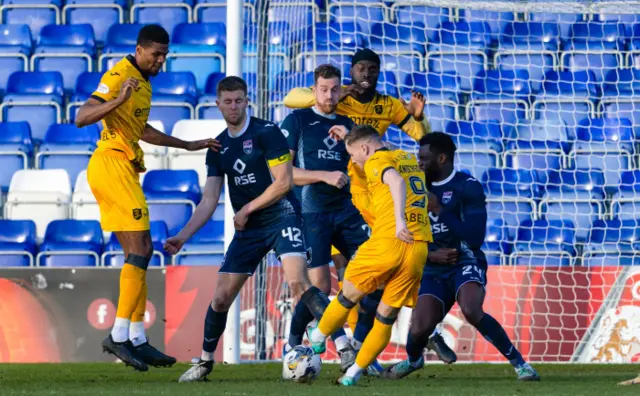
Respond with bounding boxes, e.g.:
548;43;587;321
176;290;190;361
284;49;456;365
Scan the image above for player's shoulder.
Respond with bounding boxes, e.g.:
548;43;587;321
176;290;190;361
250;116;280;133
335;113;353;126
103;57;134;79
453;172;485;195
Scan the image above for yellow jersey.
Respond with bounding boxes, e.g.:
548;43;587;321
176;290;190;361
90;55;151;171
339;93;420;194
364;148;432;242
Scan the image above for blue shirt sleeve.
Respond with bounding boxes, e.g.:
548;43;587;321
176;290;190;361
206;147;223;177
438;177;487;249
258;123;291;162
280;112;300;152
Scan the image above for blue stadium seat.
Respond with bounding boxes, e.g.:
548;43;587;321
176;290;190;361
38;219;102;266
378;53;423;89
0;24;31;94
496;22;559;92
583;218;640;266
148;72;197;132
483;218;508;265
32;24;96;93
401;72;459;131
143;170;200;235
173;220;224;265
512;218;576;266
369;22;427;54
571;118;634;188
628;24;640;68
37;123;99;184
100;23;143;70
482;168;540;239
0;219;37;267
327;1;386;35
130;0;193;37
532;70;599;138
600;69;640;137
503;140;564;184
468;69;530;126
449;121;502;180
313;21;364;50
167;23;226;93
458;9;515;38
63;0;126;45
296;46;352;73
1;0;61;37
0;121;32;193
194;0;254;24
612;170;640;221
562;41;622;83
392;4;450;42
67;72;102;122
271;71;314;121
103;221;168;266
428;21;490;91
2;71;63;143
569;21;627;50
269;1;316;32
541;169;606;241
528;12;583;41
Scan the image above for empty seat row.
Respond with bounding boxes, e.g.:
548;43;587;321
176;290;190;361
0;218;224;267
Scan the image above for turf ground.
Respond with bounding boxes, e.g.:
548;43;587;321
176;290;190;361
0;363;636;395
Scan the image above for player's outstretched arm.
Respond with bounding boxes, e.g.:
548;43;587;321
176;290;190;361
283;87;316;109
290;150;348;188
392;93;431;141
431;179;487;249
164;176;223;254
141;123;221;151
383;168;413;243
75;77;138;127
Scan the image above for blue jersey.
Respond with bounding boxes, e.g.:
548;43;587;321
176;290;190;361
281;108;355;213
206;116;300;228
425;171;487;275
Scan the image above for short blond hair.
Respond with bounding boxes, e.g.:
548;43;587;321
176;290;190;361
344;124;381;146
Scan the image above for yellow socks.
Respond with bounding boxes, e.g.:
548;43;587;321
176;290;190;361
338;281;359;333
317;298;351;338
112;263;146;342
354;318;393;369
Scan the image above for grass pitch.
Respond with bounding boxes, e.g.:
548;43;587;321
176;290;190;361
0;363;636;395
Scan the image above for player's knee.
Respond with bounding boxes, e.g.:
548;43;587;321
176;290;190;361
212;290;235;312
460;303;484;326
375;312;397;326
287;279;308;299
337;290;357;309
125;254;151;270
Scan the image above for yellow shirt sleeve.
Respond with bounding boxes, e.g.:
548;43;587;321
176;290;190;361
364;151;396;185
91;71;124;103
283;87;316;109
389;96;430;141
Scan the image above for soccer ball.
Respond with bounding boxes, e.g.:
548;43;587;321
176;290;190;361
282;345;322;383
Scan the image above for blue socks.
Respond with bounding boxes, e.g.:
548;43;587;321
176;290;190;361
475;314;525;367
202;304;227;358
288;299;348;347
353;290;381;346
405;332;425;362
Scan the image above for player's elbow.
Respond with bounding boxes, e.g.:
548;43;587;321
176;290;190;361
275;174;293;196
74;110;88;128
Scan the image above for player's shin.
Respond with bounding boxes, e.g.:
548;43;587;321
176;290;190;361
113;254;149;343
352;290;381;348
474;313;525;368
288;301;314;347
310;290;357;346
349;313;396;379
129;281;147;346
202;304;228;361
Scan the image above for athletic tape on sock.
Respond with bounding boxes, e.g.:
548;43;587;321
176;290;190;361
126;254;150;270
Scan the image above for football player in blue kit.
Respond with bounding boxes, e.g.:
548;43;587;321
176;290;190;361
164;76;336;383
280;64;382;373
383;132;540;381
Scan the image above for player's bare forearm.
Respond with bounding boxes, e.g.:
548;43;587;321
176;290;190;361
293;167;328;186
383;169;407;226
176;176;222;241
401;118;431;141
141;124;188;149
75;98;123;128
245;161;293;214
283;87;315;109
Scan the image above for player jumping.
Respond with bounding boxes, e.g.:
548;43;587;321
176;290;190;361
284;49;456;365
382;132;540;381
280;64;371;371
308;124;433;386
76;24;218;371
163;76;336;383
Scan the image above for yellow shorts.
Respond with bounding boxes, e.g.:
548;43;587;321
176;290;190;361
87;149;150;232
330;192;375;257
345;238;428;308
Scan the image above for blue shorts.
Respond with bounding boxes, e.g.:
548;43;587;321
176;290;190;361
219;215;307;274
303;205;369;269
418;261;488;316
